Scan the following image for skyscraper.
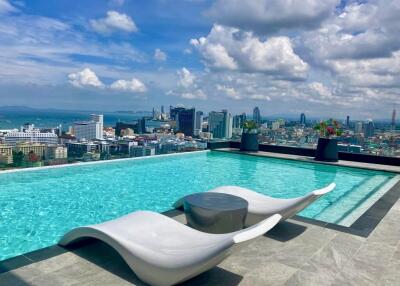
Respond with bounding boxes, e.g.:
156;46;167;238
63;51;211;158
253;107;261;125
346;115;350;128
176;108;195;136
161;105;165;114
195;111;203;135
170;106;186;121
392;108;396;130
222;109;233;139
91;114;103;138
208;110;232;139
355;121;363;134
300;113;306;125
364;120;375;138
233;113;246;128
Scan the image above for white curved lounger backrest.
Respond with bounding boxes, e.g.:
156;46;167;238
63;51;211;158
233;214;281;243
312;183;336;196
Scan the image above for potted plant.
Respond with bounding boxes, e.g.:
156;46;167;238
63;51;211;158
241;120;259;151
314;119;342;162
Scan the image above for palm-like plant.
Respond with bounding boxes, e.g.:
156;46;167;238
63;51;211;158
243;120;258;134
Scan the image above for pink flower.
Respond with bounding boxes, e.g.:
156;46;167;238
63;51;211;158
327;127;335;135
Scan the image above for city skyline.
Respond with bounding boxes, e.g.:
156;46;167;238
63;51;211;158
0;105;398;123
0;0;400;118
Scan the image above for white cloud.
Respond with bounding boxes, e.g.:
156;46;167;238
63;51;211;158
90;11;137;34
68;68;104;88
0;0;17;14
154;48;167;61
302;1;400;61
207;0;338;35
181;89;207;100
177;67;196;88
308;82;333;99
169;67;207;100
191;25;308;80
110;78;147;92
216;84;241;100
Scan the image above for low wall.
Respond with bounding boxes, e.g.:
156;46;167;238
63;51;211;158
207;141;400;166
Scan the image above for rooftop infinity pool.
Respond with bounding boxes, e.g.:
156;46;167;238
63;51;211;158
0;150;398;261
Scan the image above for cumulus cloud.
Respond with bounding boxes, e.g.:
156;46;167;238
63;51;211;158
207;0;338;35
302;0;400;61
181;89;207;100
295;0;400;102
0;0;17;14
177;67;196;88
68;68;104;88
168;67;207;100
216;84;241;100
68;68;147;93
154;48;167;61
191;25;308;80
90;11;137;34
308;82;333;99
110;78;147;92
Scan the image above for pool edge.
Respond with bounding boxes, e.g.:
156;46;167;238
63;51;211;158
0;150;210;175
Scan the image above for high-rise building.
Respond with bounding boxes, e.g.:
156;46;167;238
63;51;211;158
222;109;233;139
364;120;375;138
346;116;350;128
392;108;396;130
209;111;225;139
91;114;103;138
73;121;102;141
161;105;165;114
170;106;186;121
73;114;104;141
355;121;363;134
253;107;261;125
233;113;246;128
300;113;306;125
195;111;203;135
208;110;232;139
176;108;195;137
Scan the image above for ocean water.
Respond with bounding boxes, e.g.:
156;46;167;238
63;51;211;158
0;109;143;130
0;151;397;260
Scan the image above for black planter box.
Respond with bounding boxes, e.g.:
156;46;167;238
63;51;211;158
240;133;259;151
315;138;338;162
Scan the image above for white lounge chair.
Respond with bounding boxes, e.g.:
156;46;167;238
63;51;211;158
59;210;281;286
174;183;336;227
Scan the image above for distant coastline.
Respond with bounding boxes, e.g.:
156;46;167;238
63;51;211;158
0;106;150;130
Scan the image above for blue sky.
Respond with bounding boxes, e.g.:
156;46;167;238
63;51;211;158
0;0;399;119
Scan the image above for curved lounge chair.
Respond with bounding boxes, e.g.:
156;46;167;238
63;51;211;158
174;183;336;227
59;210;281;286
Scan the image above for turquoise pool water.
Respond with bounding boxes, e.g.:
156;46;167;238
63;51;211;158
0;151;398;261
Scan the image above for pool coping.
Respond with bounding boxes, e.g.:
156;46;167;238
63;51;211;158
0;150;210;174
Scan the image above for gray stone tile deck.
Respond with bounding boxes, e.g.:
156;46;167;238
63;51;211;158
1;199;400;286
